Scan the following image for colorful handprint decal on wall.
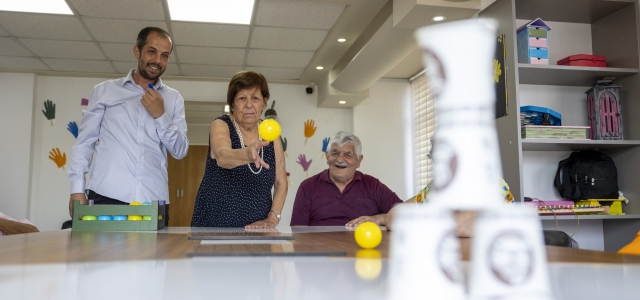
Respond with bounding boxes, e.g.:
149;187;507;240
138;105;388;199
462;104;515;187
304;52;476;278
67;121;78;139
304;119;316;145
42;99;56;126
296;154;312;178
321;137;330;158
48;148;67;170
280;136;288;157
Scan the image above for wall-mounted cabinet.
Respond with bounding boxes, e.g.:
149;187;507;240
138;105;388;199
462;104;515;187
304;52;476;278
480;0;640;218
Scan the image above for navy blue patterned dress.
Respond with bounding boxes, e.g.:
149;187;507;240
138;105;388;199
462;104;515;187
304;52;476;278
191;115;276;227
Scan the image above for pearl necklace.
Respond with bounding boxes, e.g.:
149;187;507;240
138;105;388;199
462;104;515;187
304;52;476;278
232;117;263;174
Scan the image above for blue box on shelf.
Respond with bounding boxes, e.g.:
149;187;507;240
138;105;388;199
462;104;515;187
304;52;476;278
520;105;561;126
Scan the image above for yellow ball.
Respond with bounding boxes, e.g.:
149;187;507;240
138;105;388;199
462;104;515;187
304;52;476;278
258;119;281;142
130;201;141;206
354;222;382;249
128;215;142;221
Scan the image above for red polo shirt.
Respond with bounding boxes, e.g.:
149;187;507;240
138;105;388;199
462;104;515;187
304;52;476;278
290;169;403;226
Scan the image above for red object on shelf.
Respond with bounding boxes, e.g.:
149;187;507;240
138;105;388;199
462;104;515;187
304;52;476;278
557;54;606;67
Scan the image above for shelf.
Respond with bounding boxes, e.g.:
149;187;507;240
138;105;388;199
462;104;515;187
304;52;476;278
521;139;640;151
539;214;640;221
518;64;639;86
515;0;634;24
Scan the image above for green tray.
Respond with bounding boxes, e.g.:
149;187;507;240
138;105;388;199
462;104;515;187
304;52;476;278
71;200;166;231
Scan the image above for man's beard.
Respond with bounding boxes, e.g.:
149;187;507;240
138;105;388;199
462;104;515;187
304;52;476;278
137;59;164;81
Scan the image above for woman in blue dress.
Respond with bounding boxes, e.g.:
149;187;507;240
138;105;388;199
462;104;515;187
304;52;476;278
191;71;287;228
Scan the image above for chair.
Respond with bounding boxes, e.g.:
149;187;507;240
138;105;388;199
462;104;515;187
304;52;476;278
543;230;579;248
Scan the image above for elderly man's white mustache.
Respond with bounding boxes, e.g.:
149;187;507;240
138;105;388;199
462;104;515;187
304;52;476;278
333;161;348;167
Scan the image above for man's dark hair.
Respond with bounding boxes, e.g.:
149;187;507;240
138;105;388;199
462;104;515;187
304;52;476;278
136;27;172;53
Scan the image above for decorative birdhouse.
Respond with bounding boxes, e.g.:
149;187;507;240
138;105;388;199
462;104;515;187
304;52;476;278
517;18;552;65
586;83;623;140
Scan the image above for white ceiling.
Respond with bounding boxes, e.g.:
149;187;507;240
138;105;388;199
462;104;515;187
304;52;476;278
0;0;429;83
0;0;489;107
0;0;351;80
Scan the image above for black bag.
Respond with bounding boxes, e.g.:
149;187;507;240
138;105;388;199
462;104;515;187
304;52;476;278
554;150;619;200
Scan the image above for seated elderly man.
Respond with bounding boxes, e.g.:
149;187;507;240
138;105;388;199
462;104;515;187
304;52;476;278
290;131;403;227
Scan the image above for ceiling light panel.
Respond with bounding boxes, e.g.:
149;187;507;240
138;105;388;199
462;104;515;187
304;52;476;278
0;0;72;15
168;0;254;25
68;0;165;20
256;0;344;30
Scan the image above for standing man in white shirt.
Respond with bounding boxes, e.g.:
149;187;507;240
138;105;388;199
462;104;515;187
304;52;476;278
68;27;189;225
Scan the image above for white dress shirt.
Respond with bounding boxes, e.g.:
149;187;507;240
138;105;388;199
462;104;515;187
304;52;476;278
68;70;189;203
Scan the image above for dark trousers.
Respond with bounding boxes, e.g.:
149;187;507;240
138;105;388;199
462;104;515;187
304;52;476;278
87;190;169;227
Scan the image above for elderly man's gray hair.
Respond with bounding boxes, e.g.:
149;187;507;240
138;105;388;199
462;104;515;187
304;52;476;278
330;131;362;158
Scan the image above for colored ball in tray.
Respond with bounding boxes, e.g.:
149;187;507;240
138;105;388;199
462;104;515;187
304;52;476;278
128;215;142;221
81;215;97;221
97;215;113;221
112;215;127;221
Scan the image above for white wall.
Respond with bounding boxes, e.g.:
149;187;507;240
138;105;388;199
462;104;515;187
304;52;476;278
24;74;353;230
0;72;35;220
31;76;107;231
353;79;412;200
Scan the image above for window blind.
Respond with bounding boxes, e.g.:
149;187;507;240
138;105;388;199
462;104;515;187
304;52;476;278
411;72;436;193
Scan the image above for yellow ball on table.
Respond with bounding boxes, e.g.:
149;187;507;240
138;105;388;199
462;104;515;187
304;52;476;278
354;222;382;249
258;119;281;142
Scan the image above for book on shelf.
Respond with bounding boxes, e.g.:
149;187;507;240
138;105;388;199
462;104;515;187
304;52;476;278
521;125;590;139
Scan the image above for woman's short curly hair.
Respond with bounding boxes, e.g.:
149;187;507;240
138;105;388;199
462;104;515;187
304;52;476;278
227;71;270;113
